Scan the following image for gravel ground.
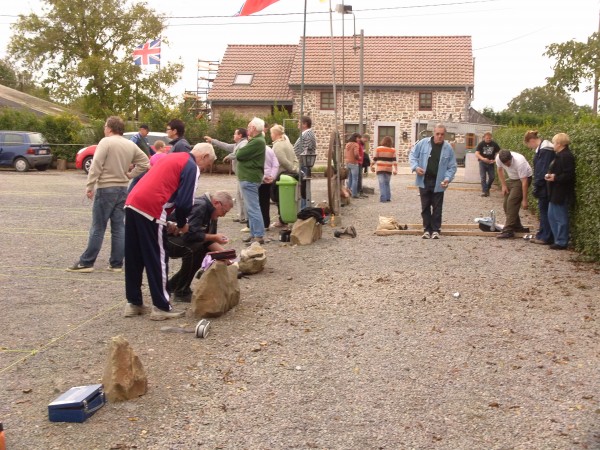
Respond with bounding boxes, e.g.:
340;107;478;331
0;168;599;450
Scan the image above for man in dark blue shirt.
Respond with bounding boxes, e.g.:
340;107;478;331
167;191;233;302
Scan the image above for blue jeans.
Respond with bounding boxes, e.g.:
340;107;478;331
80;186;127;267
536;197;554;243
240;181;264;238
377;172;391;202
346;163;360;197
479;161;495;193
548;202;570;247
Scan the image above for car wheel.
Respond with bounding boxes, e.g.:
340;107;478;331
36;165;49;171
14;157;30;172
83;157;93;174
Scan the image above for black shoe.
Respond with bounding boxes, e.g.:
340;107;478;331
515;226;530;233
549;244;567;250
496;231;515;239
172;293;192;303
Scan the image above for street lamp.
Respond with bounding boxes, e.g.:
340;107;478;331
299;151;317;206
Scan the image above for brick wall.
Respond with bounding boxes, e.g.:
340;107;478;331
211;105;272;123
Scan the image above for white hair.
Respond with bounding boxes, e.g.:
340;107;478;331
249;117;265;133
191;142;216;162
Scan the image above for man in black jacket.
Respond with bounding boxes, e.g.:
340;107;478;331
167;191;233;302
166;119;192;153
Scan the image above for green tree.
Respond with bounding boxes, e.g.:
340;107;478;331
8;0;182;119
544;33;600;113
507;85;578;117
0;59;18;88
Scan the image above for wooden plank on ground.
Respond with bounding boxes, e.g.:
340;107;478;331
375;229;529;237
391;224;532;230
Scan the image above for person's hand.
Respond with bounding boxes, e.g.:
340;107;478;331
214;234;229;245
371;166;375;173
545;173;555;182
177;224;189;235
522;198;528;210
204;136;212;143
166;222;178;235
392;170;397;175
440;179;449;189
416;167;425;176
501;185;509;196
86;189;94;200
223;155;231;163
263;176;274;184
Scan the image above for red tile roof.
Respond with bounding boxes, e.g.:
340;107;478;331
208;44;296;103
289;36;473;87
209;36;473;103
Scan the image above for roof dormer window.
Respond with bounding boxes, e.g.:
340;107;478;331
233;73;254;85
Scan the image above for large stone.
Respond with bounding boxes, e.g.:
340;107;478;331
238;242;267;275
190;261;240;318
102;336;147;402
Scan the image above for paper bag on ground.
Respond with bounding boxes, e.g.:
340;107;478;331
190;261;240;318
290;217;322;245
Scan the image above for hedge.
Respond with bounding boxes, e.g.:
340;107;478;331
494;122;600;261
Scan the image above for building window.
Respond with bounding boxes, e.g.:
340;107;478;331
466;133;476;149
320;91;334;110
419;92;432;111
233;74;253;85
377;126;396;145
344;123;366;142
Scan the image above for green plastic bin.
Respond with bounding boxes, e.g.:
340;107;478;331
276;174;299;224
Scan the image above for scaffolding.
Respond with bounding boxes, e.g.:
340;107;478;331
184;59;219;119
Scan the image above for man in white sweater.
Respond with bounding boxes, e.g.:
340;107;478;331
67;116;149;272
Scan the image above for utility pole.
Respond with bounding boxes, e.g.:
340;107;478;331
359;29;364;135
594;9;599;114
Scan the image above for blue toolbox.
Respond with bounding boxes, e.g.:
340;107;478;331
48;384;105;423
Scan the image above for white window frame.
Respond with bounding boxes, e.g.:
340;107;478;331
373;121;400;149
233;73;254;85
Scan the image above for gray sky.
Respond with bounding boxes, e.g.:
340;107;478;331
1;0;598;111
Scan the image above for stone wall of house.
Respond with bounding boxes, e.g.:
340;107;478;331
211;105;272;124
293;88;470;163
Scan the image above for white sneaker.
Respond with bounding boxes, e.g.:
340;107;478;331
422;232;431;239
431;232;440;239
150;306;185;321
124;303;144;317
240;227;250;233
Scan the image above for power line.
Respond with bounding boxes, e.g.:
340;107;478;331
0;0;501;19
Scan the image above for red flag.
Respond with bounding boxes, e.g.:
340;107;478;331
237;0;279;16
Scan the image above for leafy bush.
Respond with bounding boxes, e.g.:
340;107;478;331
494;121;600;260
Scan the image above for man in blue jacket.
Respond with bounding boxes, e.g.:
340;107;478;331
409;124;457;239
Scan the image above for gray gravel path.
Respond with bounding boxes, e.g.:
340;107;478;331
0;168;598;449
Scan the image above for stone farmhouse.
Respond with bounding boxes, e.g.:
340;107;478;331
208;36;491;163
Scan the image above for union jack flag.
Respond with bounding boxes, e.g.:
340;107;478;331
132;39;161;65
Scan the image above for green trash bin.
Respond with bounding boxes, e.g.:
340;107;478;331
277;174;299;224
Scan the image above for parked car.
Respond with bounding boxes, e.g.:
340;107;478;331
0;131;53;172
75;132;171;173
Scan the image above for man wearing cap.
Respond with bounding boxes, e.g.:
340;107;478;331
495;149;533;239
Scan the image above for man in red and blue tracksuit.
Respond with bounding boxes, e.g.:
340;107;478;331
123;144;215;320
